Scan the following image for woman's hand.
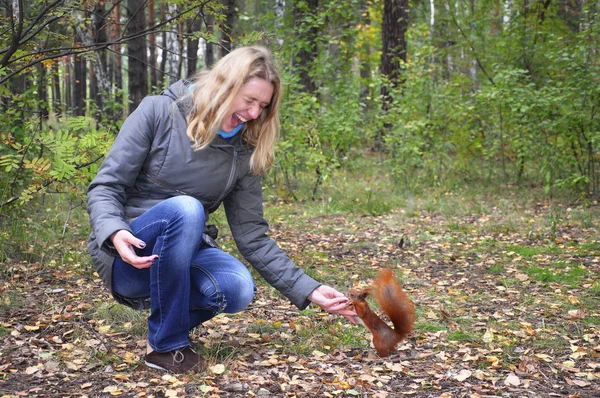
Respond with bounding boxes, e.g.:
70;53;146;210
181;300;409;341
110;230;158;269
308;285;357;324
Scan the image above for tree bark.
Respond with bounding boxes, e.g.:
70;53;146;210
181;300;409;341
148;0;158;89
220;0;236;57
52;61;61;117
205;13;215;68
36;62;48;120
110;2;123;118
73;25;87;117
127;0;148;113
91;3;108;114
381;0;408;106
293;0;319;94
187;17;203;76
166;3;182;85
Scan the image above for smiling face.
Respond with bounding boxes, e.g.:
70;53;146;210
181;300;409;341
220;77;274;133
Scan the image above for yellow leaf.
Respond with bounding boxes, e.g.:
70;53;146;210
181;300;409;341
535;353;553;362
162;374;179;383
103;386;122;395
210;364;226;374
482;330;494;343
98;325;111;334
24;325;40;331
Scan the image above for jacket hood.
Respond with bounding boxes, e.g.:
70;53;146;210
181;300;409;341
162;79;192;117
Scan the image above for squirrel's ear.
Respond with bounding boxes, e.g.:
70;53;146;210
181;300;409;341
358;291;370;300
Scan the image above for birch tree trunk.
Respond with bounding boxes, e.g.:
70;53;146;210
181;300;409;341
166;3;181;85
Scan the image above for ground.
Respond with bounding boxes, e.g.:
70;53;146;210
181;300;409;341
1;197;599;397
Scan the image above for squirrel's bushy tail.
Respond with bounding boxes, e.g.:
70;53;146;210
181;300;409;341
373;268;415;341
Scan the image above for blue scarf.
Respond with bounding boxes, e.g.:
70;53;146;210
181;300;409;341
218;122;245;139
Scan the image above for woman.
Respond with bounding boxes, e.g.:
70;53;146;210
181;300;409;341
87;46;356;374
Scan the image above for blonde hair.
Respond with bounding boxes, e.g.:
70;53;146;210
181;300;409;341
186;46;282;174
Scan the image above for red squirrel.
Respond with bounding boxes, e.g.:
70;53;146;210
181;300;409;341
347;268;415;357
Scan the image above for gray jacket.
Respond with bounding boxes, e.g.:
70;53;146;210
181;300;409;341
87;80;320;309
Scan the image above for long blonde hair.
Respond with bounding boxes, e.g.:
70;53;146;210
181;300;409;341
186;46;282;174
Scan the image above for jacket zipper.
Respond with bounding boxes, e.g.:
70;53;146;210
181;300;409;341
212;148;238;209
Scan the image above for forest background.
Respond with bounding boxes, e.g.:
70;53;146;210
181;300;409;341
1;0;599;396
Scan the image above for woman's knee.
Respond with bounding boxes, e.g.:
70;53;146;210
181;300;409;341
223;271;255;313
164;196;206;224
191;261;255;314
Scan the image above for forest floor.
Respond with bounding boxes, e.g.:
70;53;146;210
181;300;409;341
1;193;600;397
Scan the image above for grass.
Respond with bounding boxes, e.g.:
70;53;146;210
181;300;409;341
93;303;148;339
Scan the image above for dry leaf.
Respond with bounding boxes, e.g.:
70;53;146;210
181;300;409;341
505;373;520;386
455;369;472;381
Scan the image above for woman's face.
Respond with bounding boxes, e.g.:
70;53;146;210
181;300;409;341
221;77;274;132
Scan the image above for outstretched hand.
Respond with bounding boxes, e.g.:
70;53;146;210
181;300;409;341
110;230;158;269
308;285;357;324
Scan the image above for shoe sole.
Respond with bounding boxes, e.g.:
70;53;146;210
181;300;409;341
145;360;169;371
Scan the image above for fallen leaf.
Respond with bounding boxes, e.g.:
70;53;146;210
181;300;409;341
210;364;226;374
505;373;520;386
25;366;41;375
455;369;472;381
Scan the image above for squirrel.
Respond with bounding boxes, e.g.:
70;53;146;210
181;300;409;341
346;268;415;357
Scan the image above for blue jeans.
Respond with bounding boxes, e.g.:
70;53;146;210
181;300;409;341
111;196;255;353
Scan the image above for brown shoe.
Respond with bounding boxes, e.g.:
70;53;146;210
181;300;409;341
144;346;206;374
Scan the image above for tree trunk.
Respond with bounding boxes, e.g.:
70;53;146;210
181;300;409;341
275;0;285;45
65;58;72;113
73;25;87;117
92;3;108;115
36;62;48;120
52;61;61;117
158;1;168;89
293;0;319;93
376;0;408;150
381;0;408;106
165;3;182;85
205;13;215;68
220;0;236;57
110;2;123;118
148;0;158;89
127;0;148;113
358;0;372;101
187;17;203;76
